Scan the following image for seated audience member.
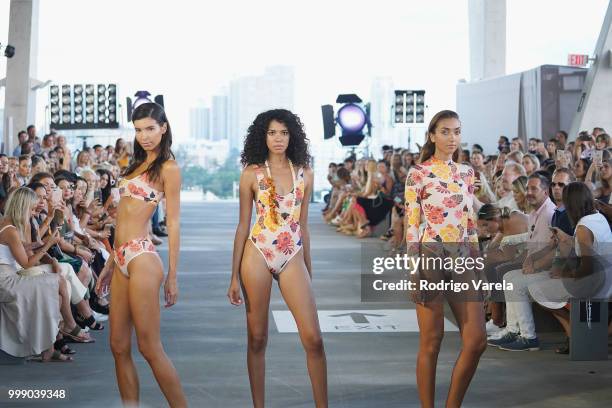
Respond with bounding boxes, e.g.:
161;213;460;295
497;162;526;211
488;173;556;351
478;204;529;334
528;182;612;353
0;188;92;361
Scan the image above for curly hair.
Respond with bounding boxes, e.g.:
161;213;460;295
240;109;311;167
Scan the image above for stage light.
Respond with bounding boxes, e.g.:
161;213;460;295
61;85;71;124
48;83;119;129
337;104;367;134
394;90;426;124
108;84;117;123
85;84;95;124
415;91;425;123
321;94;371;146
126;90;165;121
50;85;60;125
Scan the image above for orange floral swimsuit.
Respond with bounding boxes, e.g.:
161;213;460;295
249;160;305;280
114;173;163;277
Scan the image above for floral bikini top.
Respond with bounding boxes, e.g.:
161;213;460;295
118;173;164;205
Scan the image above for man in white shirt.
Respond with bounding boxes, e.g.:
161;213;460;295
488;173;556;351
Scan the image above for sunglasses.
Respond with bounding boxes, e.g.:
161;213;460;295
551;182;566;188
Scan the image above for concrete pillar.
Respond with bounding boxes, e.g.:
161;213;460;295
3;0;40;154
468;0;506;81
568;1;612;138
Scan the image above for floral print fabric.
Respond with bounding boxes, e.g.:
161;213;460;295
404;157;478;245
249;163;305;277
118;173;163;205
113;237;159;277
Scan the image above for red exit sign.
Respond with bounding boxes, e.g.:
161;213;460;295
568;54;590;67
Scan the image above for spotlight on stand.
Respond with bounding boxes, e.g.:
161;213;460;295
321;94;371;147
126;91;165;121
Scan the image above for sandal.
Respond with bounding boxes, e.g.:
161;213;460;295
60;325;95;343
40;349;73;363
555;337;570;354
54;338;76;355
76;314;104;331
380;229;394;241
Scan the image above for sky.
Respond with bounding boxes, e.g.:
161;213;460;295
0;0;608;153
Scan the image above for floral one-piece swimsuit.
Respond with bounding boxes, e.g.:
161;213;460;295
249;160;305;280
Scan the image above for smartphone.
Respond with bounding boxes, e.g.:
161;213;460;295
53;208;64;226
394;196;403;204
594;150;603;166
111;187;120;203
556;150;566;161
51;188;62;205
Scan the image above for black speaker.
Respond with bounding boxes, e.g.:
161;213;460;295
321;105;335;139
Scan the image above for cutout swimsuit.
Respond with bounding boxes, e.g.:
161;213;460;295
114;173;163;277
249;160;305;280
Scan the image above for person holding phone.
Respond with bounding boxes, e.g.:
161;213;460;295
0;187;92;361
95;103;187;407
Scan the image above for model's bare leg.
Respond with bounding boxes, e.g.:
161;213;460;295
278;252;328;408
128;254;187;408
109;266;139;405
415;302;445;408
240;241;273;408
445;301;486;408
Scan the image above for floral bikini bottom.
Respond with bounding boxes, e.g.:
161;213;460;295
113;237;159;277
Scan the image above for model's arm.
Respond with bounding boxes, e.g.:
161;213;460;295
163;160;181;281
404;166;422;254
300;167;314;278
228;167;255;305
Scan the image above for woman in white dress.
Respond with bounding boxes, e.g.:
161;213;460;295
529;182;612;351
0;187;90;361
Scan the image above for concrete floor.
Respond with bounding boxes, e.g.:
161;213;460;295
1;202;610;407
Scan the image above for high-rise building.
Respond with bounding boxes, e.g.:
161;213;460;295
189;106;210;140
227;66;295;151
211;95;228;141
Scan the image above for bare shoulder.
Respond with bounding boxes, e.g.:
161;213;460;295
242;164;259;178
161;159;180;173
301;166;314;179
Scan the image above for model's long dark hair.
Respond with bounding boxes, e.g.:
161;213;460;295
419;110;460;163
122;103;174;183
240;109;311;168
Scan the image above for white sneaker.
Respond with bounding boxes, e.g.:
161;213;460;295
487;327;508;340
91;310;108;322
486;320;502;336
